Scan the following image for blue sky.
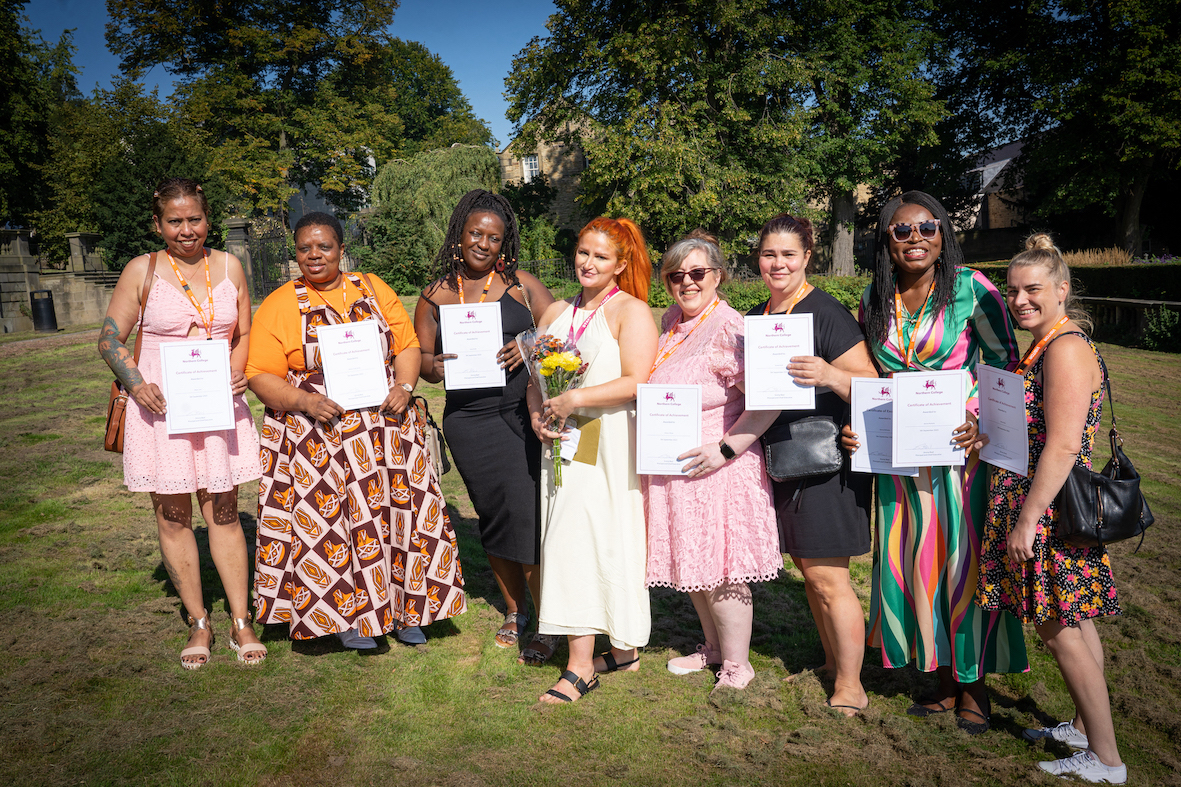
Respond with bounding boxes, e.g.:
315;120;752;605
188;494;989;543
22;0;558;150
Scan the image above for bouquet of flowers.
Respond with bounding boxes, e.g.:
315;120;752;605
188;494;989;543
516;329;589;486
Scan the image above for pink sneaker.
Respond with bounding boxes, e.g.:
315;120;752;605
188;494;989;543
667;642;719;675
711;659;755;692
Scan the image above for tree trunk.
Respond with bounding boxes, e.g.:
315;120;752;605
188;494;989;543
1116;169;1150;256
829;188;856;276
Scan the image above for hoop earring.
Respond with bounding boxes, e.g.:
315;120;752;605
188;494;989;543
495;256;505;273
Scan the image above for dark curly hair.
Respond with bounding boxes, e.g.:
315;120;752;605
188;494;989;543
864;190;963;348
434;189;521;293
293;211;344;245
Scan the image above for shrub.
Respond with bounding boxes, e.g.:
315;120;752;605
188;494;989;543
1142;306;1181;353
644;273;872;312
1063;247;1133;267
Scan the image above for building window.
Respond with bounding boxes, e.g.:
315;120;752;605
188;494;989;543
522;154;540;184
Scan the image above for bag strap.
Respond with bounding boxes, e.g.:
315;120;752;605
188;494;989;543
517;280;537;329
133;252;158;367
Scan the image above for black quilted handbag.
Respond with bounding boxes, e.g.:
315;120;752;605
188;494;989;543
761;415;843;483
1055;371;1153;549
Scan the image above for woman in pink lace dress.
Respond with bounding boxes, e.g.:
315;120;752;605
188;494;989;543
644;233;781;692
98;178;264;670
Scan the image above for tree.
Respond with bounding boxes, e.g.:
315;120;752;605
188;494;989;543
356;145;500;294
506;0;812;257
105;0;493;215
939;0;1181;254
0;0;79;225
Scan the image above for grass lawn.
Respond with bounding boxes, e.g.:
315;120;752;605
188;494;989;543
0;315;1178;787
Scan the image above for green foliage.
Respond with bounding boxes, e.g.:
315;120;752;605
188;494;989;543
356;146;500;295
1143;307;1181;353
647;274;871;311
105;1;492;215
501;173;556;223
811;275;874;312
518;215;561;263
0;3;79;225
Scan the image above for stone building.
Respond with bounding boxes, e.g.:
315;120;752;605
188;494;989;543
497;130;587;230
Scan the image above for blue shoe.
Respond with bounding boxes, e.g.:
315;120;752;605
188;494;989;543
337;628;376;650
396;625;426;645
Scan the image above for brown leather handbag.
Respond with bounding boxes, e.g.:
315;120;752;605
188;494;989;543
104;253;157;452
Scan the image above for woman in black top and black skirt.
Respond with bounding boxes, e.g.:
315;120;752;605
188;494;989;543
414;190;554;650
746;214;878;715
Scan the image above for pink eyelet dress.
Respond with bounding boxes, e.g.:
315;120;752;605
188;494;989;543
121;274;261;494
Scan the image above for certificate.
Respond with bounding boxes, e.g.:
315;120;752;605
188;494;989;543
743;314;816;410
892;370;967;467
849;378;919;477
636;384;702;475
978;365;1029;476
318;321;389;410
158;338;234;435
438;302;506;390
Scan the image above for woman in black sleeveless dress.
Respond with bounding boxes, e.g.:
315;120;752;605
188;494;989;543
414;190;554;651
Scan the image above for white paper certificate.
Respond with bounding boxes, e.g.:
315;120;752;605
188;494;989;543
158;339;235;435
636;384;702;475
743;314;816;410
978;366;1029;476
850;378;920;476
892;370;968;467
438;302;506;390
317;321;389;410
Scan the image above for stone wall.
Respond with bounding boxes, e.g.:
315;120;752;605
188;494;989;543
498;132;587;231
0;229;116;333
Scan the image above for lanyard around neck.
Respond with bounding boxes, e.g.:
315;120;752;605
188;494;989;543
306;277;351;319
651;296;721;374
165;248;214;339
458;270;496;304
568;285;620;346
894;280;934;369
763;280;810;315
1015;314;1071;374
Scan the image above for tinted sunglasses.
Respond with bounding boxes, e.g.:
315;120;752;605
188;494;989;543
669;267;717;284
888;219;941;242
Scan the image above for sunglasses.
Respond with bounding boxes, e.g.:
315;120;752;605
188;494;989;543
669;267;717;284
888;219;941;242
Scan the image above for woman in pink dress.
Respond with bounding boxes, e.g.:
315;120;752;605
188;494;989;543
644;232;782;692
98;177;264;669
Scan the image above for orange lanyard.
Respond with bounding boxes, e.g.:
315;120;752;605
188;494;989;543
458;270;496;304
165;248;214;339
1015;314;1071;374
651;297;721;374
894;280;934;369
763;281;810;315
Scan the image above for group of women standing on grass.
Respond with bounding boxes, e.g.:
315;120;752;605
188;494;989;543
101;178;1127;783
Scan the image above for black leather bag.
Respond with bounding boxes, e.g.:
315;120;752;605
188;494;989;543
1054;372;1153;549
762;415;843;483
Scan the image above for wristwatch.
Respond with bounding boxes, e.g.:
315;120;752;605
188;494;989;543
718;439;736;461
398;383;413;394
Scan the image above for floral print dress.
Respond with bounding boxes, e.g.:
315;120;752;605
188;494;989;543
976;332;1120;626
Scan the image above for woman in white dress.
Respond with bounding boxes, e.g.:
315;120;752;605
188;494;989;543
525;216;659;704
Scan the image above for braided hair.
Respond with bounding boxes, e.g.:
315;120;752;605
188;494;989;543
434;189;521;293
865;190;963;349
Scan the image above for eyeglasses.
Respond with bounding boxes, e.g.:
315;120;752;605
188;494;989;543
888;219;941;242
669;267;717;284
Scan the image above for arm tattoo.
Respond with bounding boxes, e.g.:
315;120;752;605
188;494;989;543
98;316;145;390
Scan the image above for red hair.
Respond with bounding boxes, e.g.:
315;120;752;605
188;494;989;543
578;216;651;303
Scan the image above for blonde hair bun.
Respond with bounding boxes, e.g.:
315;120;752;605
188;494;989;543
1024;232;1059;254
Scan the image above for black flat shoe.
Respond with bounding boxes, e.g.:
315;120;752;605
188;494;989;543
907;697;954;717
957;706;991;735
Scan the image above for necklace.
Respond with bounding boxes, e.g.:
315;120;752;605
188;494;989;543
651;297;721;374
165;248;214;339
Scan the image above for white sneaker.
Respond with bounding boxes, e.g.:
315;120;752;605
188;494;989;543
1037;750;1127;784
337;628;377;649
1023;720;1089;750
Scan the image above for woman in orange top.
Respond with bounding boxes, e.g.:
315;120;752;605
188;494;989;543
247;212;466;649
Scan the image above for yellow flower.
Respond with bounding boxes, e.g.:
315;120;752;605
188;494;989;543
553;352;581;372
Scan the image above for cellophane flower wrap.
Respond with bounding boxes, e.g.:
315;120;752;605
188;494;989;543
516;329;589;486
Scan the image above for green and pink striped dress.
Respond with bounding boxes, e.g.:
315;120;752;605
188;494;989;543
860;267;1029;682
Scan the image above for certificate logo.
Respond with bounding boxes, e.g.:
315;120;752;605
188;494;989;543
924;380;937;391
880;386;890;397
664;391;676;402
772;322;784;333
190;349;202;359
995;378;1006;389
344;330;355;340
466;310;476;320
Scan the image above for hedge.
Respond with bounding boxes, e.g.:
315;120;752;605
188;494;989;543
647;274;872;312
969;263;1181;301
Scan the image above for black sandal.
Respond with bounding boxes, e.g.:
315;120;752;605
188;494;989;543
598;650;640;673
957;705;991;735
906;696;955;717
544;670;600;703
